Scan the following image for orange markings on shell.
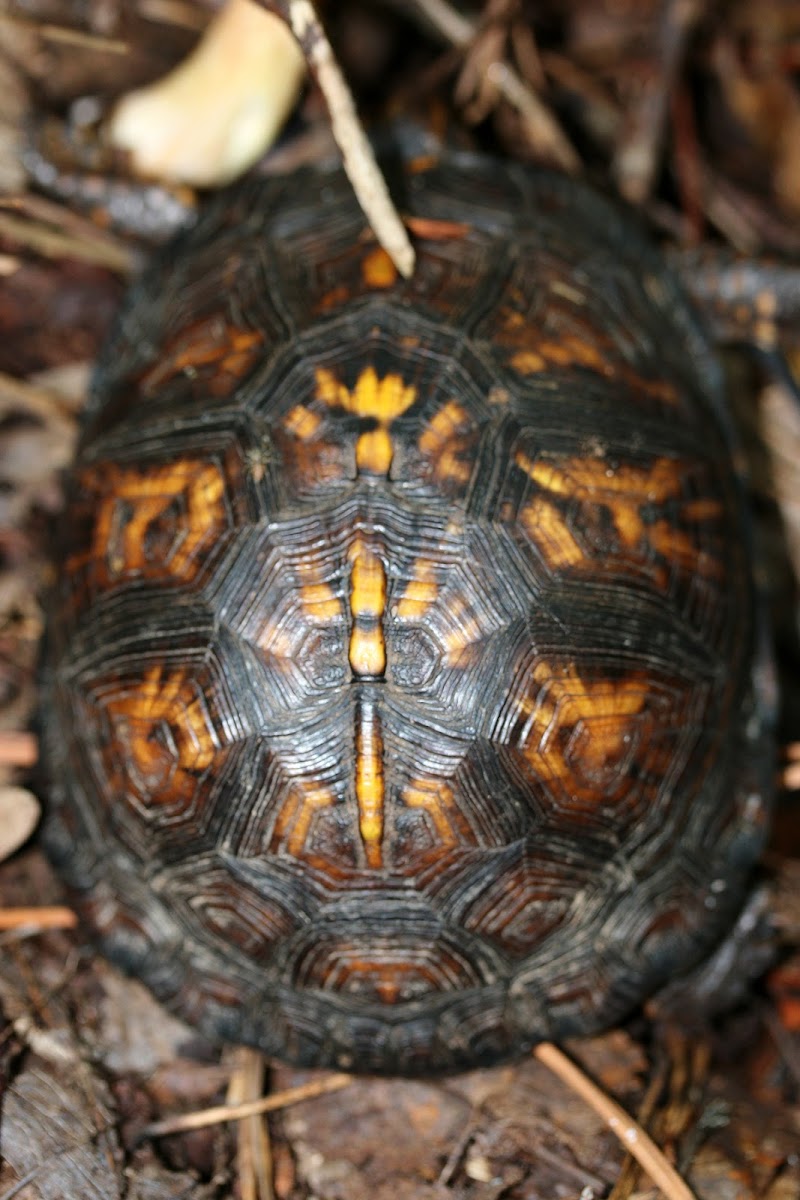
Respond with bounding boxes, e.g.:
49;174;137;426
396;558;440;620
505;322;680;407
442;594;486;663
348;541;387;677
361;246;398;289
315;366;417;423
418;400;475;486
140;319;263;397
519;496;586;569
272;783;337;861
404;215;471;240
402;778;476;851
515;451;725;582
356;428;394;475
348;543;388;865
315;365;418;478
283;404;322;441
81;459;227;584
104;666;218;806
300;582;343;624
354;698;385;869
514;663;652;804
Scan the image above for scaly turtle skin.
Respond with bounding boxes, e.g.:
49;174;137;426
42;145;773;1074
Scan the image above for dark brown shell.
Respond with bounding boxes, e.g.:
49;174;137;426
42;143;774;1073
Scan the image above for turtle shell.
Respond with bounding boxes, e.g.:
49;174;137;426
42;144;774;1074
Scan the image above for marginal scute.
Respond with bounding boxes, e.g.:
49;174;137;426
43;144;772;1075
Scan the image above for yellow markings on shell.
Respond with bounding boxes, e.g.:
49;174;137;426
140;320;263;396
257;621;294;660
519;497;585;568
506;326;680;405
517;662;647;780
349;544;387;617
396;558;439;620
355;699;385;869
107;666;217;794
362;246;398;289
510;350;546;374
443;594;483;661
348;540;387;677
754;288;778;348
418;400;473;485
315;365;417;477
93;461;225;580
521;454;682;503
347;541;388;867
258;564;343;662
402;778;473;849
355;427;393;475
283;404;322;441
348;627;386;676
275;784;336;859
514;451;722;579
301;582;342;623
315;366;416;422
419;400;467;446
510;334;609;376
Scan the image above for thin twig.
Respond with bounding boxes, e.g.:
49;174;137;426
227;1047;274;1200
38;24;128;53
0;13;127;55
0;211;133;273
533;1042;697;1200
607;1050;670;1200
612;0;706;204
0;731;38;768
0;193;134;258
141;1071;354;1140
763;1003;800;1092
137;0;210;32
670;82;704;242
0;908;78;932
401;0;579;171
265;0;415;277
782;743;800;792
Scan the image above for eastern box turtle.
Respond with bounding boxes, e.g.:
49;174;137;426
42;143;774;1074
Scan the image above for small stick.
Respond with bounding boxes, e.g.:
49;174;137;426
784;743;800;791
227;1047;274;1200
612;0;706;205
403;0;579;172
0;211;134;273
265;0;415;278
141;1071;354;1139
607;1052;671;1200
0;13;127;54
0;907;78;931
1;192;134;259
0;731;39;768
670;82;704;243
38;24;128;53
137;0;209;32
533;1042;697;1200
